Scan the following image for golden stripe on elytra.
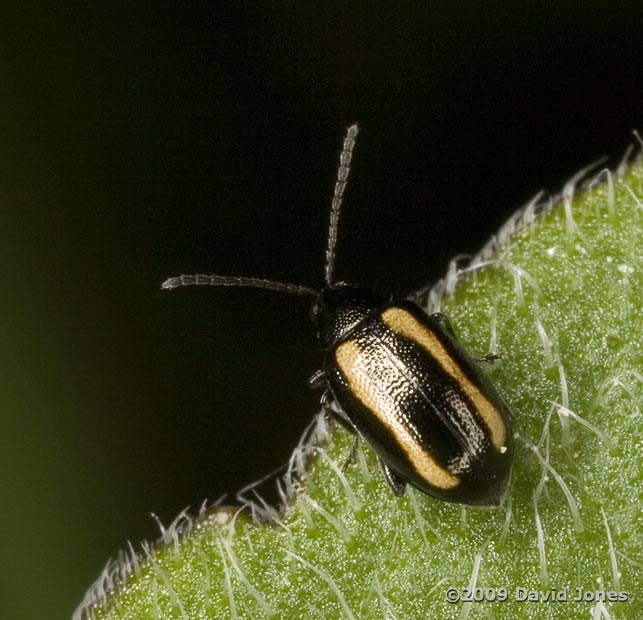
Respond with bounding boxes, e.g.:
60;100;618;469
334;340;460;490
381;307;507;451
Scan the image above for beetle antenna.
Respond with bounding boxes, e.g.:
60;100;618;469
162;274;318;297
324;123;359;286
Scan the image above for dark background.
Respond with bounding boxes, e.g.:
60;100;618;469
3;3;642;618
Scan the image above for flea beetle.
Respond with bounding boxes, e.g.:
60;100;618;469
163;125;513;506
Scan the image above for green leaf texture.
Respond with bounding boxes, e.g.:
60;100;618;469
76;160;643;620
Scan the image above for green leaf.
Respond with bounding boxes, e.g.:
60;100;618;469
77;160;643;620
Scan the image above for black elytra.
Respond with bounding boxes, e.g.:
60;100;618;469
163;125;514;506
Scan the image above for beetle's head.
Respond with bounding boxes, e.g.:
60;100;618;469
312;282;385;349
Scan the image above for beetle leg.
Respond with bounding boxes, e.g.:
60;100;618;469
342;435;359;471
378;457;407;496
308;369;326;389
320;390;362;469
405;290;423;304
479;351;502;364
429;312;457;337
321;390;355;431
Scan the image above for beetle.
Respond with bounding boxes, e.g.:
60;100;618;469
163;124;513;506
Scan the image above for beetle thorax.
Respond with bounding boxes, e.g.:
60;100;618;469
314;283;386;349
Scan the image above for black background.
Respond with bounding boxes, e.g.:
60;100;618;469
3;3;642;618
